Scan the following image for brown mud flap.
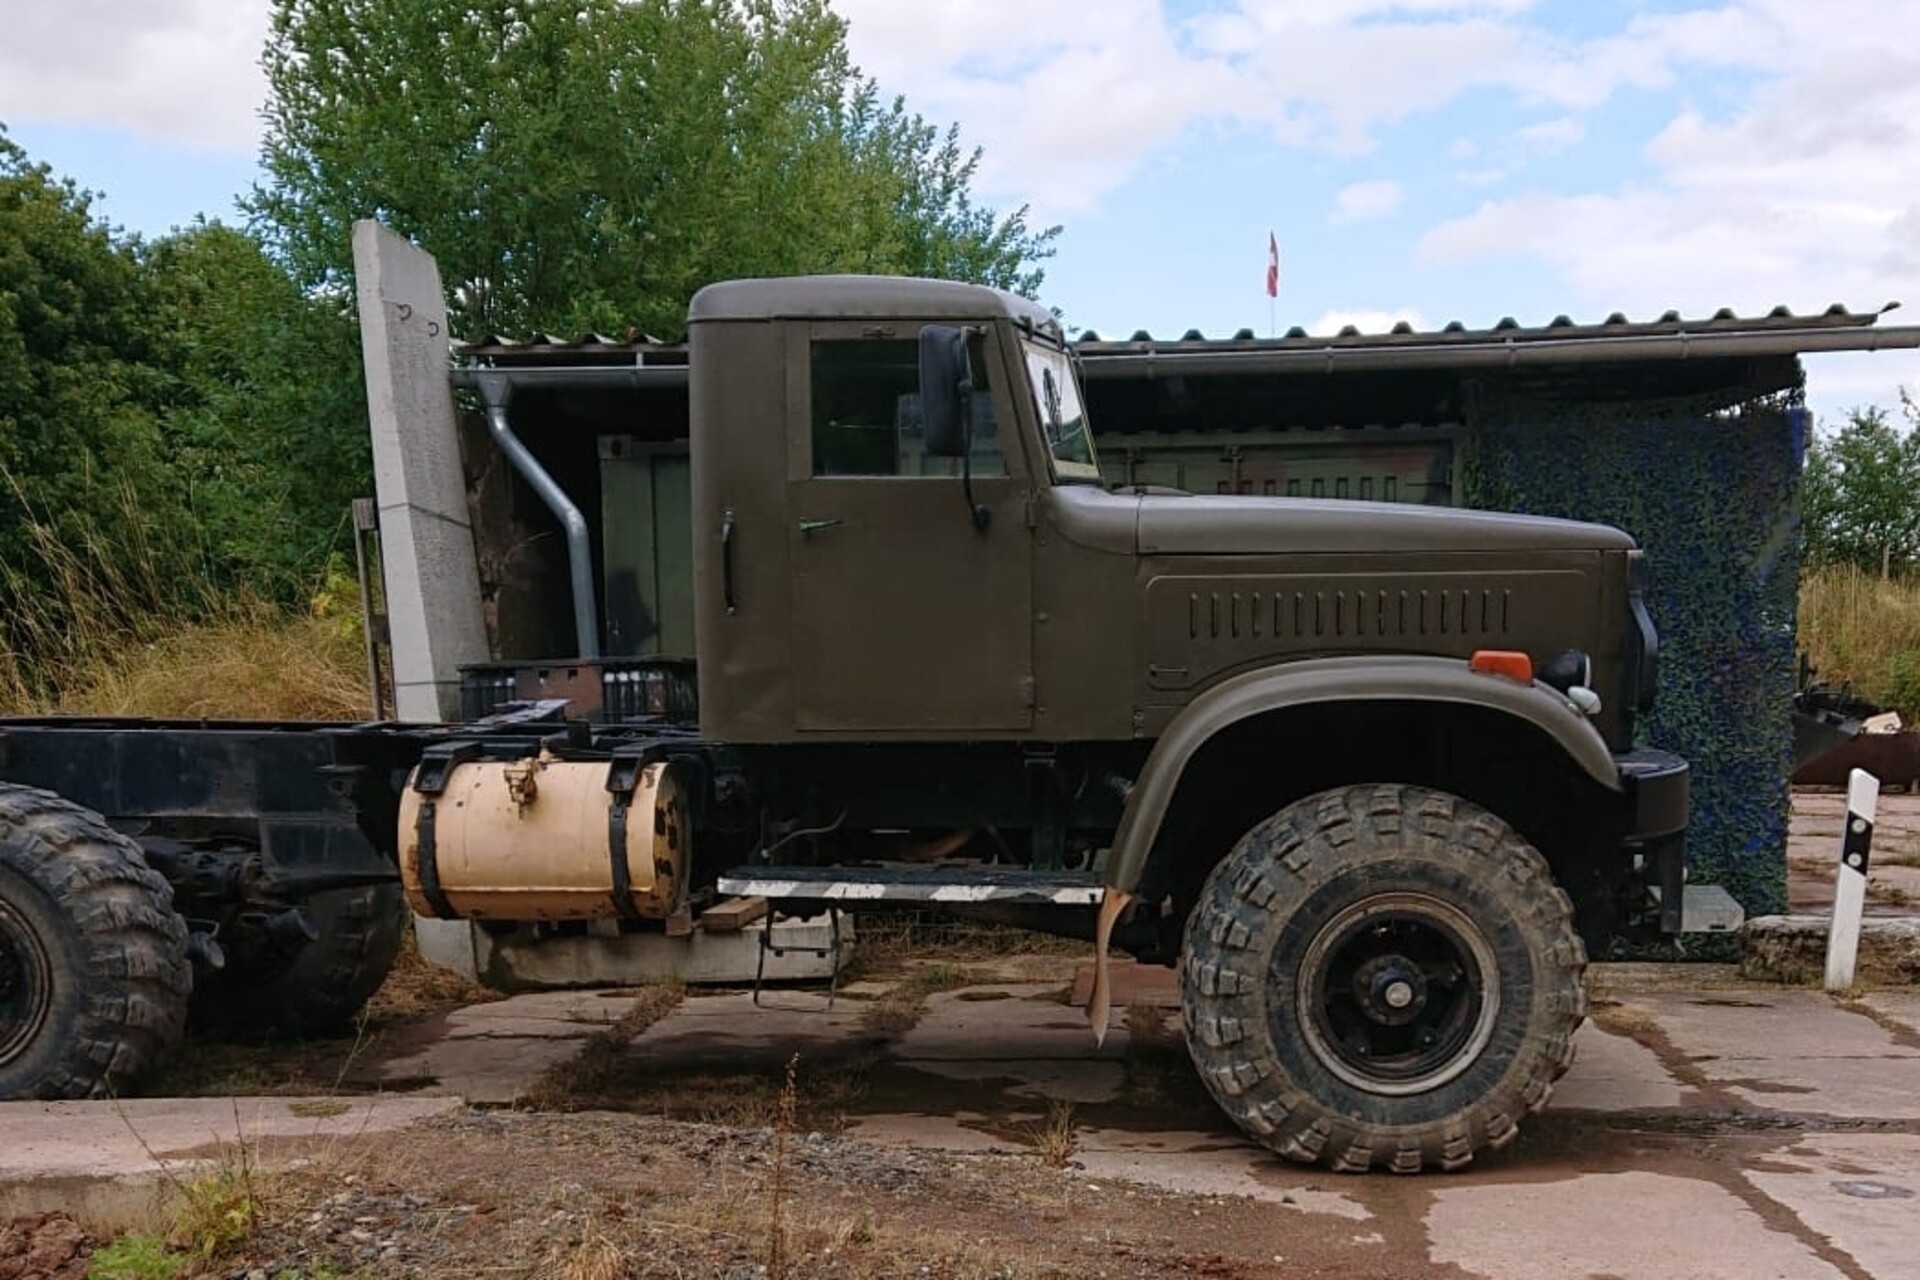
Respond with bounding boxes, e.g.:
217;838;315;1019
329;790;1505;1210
1087;888;1134;1045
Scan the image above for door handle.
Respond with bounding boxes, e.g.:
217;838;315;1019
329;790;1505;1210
797;517;844;535
720;507;737;614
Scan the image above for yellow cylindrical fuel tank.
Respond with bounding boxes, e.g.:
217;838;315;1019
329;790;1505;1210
397;753;689;921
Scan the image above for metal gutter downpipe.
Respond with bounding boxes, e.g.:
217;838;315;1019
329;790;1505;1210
471;370;600;659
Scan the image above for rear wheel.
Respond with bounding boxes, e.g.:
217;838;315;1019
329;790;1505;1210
0;785;191;1099
191;882;407;1038
1181;784;1585;1172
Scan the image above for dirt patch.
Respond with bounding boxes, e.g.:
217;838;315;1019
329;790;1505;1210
0;1213;92;1280
225;1111;1395;1279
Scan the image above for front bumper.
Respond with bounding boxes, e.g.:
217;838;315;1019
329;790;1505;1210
1617;747;1690;933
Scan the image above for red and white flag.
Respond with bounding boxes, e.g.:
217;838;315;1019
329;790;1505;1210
1265;231;1279;298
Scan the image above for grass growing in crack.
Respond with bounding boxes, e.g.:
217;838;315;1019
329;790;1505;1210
1023;1100;1079;1169
522;981;685;1111
858;962;983;1035
840;914;1084;985
626;1046;883;1132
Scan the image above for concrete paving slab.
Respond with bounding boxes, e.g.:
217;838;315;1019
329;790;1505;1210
1071;960;1179;1010
0;1095;464;1232
444;989;633;1029
901;1058;1127;1104
625;992;878;1070
1631;989;1910;1060
1427;1171;1851;1280
1549;1023;1688;1111
0;1096;461;1180
374;987;703;1101
1629;989;1920;1119
898;986;1125;1060
377;1035;581;1104
1743;1135;1920;1280
1073;1138;1372;1219
1859;991;1920;1039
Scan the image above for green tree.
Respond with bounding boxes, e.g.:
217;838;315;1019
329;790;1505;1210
249;0;1058;339
1802;401;1920;575
139;221;369;582
0;128;174;560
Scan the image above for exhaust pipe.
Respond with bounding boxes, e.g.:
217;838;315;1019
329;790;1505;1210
471;371;599;659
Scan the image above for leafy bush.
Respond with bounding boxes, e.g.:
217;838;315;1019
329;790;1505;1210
1802;399;1920;575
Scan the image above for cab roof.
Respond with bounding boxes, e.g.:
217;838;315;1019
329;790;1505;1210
689;274;1057;332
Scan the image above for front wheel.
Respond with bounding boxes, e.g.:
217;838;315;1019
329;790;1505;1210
1181;784;1585;1172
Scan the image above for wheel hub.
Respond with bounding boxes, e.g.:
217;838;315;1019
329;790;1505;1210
1294;892;1500;1097
1353;954;1429;1026
0;900;54;1068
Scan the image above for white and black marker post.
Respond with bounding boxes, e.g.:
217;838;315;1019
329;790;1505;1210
1825;767;1879;991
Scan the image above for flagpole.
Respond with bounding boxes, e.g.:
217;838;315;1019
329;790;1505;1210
1265;229;1279;339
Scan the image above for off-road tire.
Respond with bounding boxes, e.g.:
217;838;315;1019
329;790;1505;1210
192;882;408;1038
0;785;191;1099
1181;784;1586;1173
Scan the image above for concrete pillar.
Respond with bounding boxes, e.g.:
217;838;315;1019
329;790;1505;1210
351;220;490;723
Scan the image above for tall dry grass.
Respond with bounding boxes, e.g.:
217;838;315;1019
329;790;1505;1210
1798;562;1920;719
0;484;371;721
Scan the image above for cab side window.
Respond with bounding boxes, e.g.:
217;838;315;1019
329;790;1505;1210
810;337;1005;477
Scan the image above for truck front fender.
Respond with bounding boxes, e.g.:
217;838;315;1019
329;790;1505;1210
1104;655;1622;895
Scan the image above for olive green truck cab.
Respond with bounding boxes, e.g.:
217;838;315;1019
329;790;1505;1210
0;269;1709;1173
679;276;1693;1169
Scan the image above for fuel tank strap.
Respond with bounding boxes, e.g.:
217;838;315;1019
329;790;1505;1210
607;795;644;922
412;799;457;919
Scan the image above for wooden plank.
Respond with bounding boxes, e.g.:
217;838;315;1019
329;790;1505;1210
699;896;768;932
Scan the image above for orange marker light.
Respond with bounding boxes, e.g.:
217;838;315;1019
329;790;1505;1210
1469;650;1534;683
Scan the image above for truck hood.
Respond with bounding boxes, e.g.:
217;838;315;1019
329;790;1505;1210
1134;493;1636;556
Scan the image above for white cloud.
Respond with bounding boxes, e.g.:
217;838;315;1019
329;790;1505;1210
1309;307;1430;335
833;0;1219;213
1417;5;1920;324
1514;116;1583;154
1332;180;1405;224
0;0;267;151
830;0;1842;217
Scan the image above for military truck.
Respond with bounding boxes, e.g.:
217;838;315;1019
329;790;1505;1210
0;265;1702;1172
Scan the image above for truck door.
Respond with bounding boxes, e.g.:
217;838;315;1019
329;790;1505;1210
787;324;1034;732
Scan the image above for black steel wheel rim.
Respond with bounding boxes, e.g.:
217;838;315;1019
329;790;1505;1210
1294;892;1500;1096
0;898;54;1068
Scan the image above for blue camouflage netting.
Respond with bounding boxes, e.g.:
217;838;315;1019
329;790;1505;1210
1462;389;1805;918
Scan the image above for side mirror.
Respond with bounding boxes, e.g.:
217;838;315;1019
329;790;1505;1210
918;326;972;458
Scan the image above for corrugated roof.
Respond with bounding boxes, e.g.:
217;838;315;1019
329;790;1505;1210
453;302;1920;378
1076;301;1896;347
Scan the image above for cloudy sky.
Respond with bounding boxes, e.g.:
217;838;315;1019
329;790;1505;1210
5;0;1917;421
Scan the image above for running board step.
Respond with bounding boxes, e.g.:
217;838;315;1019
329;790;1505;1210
718;865;1102;906
1649;883;1746;934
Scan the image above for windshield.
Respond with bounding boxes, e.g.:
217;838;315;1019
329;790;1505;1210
1022;339;1102;484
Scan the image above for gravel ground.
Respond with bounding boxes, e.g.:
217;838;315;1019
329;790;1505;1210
182;1110;1402;1280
